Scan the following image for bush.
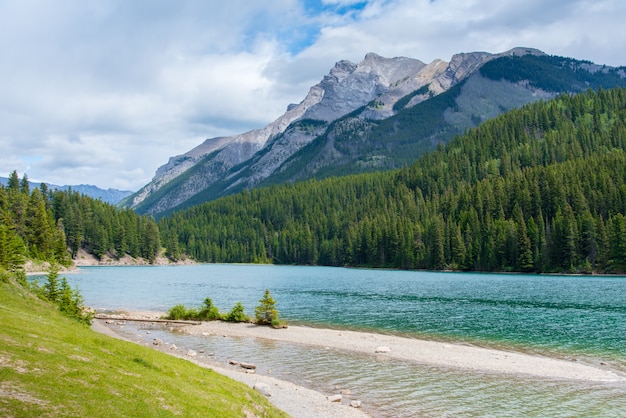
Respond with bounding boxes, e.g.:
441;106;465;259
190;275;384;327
35;267;93;324
15;269;27;287
0;269;8;284
198;298;220;320
271;318;287;329
58;277;93;325
165;298;220;321
166;304;189;320
224;302;249;322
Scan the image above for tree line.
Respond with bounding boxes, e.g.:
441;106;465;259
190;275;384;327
0;173;161;273
159;87;626;274
4;87;626;275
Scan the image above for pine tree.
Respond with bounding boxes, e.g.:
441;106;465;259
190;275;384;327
26;188;54;260
7;171;19;191
254;289;280;326
44;267;61;303
514;204;534;271
20;174;30;195
429;218;445;270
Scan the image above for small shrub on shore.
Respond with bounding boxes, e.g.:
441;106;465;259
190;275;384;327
165;297;221;321
224;302;249;322
198;298;220;320
165;292;286;326
27;266;93;324
166;304;190;320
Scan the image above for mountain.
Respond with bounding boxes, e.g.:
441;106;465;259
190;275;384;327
158;87;626;273
123;47;626;216
57;184;133;205
0;177;133;204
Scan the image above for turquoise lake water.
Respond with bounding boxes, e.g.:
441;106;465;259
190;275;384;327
63;265;626;417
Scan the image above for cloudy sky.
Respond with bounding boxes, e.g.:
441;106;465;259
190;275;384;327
1;0;625;191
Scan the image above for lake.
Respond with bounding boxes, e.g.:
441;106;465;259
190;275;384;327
63;264;626;417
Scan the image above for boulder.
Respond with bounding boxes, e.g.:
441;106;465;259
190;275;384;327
253;383;271;397
152;338;163;346
375;346;391;353
187;350;197;357
240;362;257;370
327;394;342;403
350;400;362;408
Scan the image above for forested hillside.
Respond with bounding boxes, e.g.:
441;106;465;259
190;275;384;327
129;51;626;217
0;172;161;272
159;88;626;274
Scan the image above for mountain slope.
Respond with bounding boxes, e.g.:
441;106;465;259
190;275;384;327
126;48;626;216
158;87;626;273
262;53;626;186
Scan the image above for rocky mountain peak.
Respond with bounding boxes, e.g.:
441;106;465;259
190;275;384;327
301;53;428;122
328;60;358;79
358;53;426;86
500;47;546;57
438;51;493;89
124;47;612;216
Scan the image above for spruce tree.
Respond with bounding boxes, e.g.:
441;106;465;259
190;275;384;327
44;267;60;303
7;170;19;191
254;289;279;326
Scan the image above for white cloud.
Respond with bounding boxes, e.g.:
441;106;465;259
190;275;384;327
0;0;625;190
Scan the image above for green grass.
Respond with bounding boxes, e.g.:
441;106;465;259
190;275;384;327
0;278;289;417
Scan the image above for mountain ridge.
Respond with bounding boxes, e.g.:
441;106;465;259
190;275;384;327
0;177;132;205
157;87;626;274
123;47;626;216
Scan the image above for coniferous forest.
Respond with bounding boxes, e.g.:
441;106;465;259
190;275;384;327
158;88;626;274
4;88;626;275
0;173;160;273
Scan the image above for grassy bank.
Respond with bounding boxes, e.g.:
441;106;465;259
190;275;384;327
0;277;288;417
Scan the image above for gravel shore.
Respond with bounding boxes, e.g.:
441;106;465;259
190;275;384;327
92;314;370;418
92;310;626;417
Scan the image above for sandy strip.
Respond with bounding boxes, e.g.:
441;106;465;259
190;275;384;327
93;310;626;417
207;363;369;418
183;320;626;383
100;310;625;383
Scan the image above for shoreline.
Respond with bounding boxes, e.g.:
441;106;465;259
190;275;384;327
183;321;626;383
92;313;370;418
32;258;626;277
97;310;626;382
92;310;626;417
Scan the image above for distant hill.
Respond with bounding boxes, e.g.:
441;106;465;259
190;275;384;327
0;177;132;204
